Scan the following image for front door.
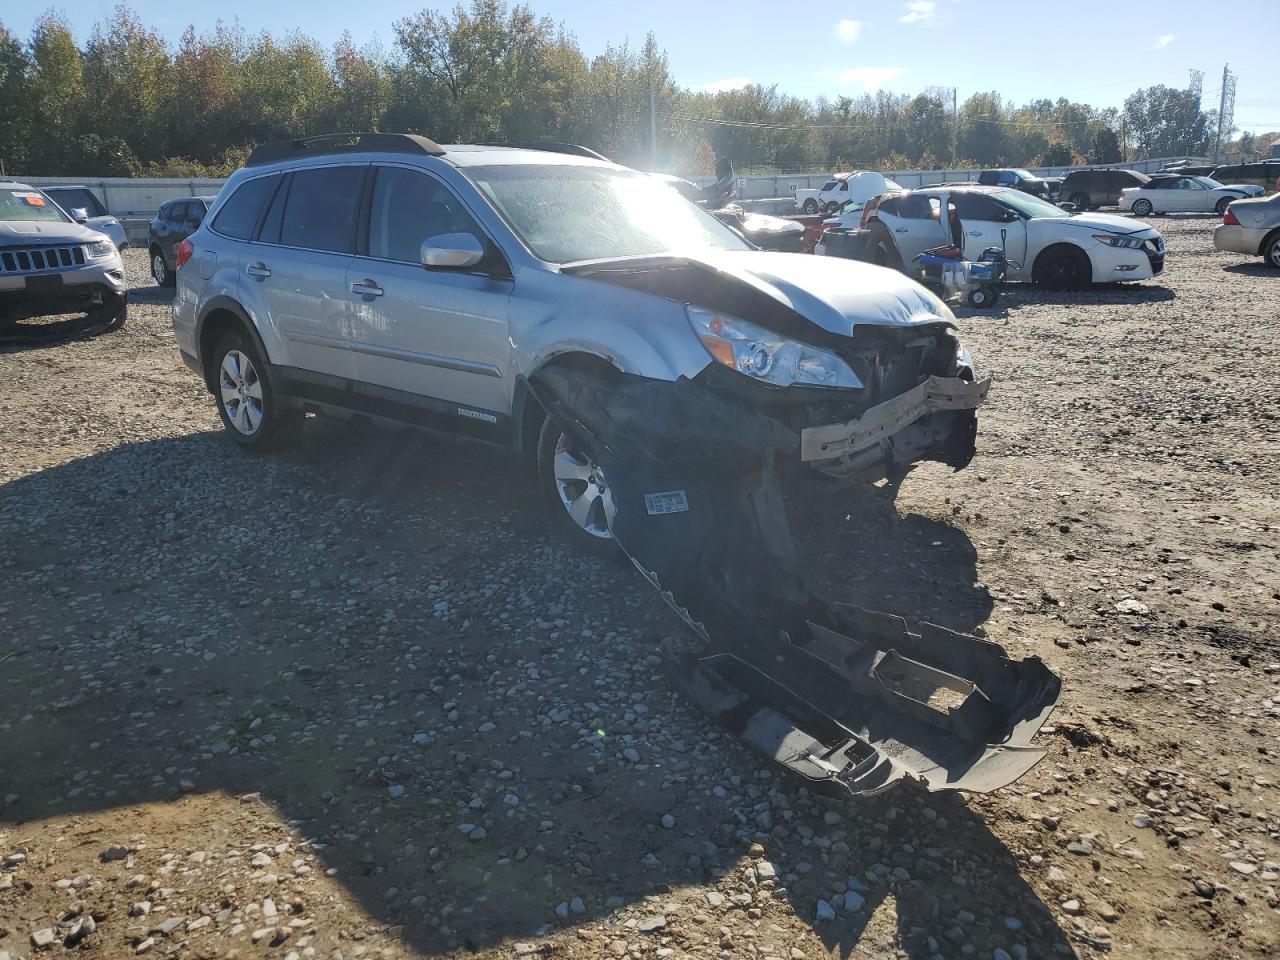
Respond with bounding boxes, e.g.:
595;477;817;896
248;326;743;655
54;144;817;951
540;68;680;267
952;192;1028;274
346;165;512;419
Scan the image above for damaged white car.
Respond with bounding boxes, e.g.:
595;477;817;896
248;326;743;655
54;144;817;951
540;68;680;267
174;134;1058;797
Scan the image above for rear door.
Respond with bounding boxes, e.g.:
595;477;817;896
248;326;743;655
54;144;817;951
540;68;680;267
346;164;513;418
221;165;366;383
879;193;949;263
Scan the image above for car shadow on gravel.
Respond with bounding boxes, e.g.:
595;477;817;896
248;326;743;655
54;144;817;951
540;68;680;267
0;426;1073;959
1222;262;1274;277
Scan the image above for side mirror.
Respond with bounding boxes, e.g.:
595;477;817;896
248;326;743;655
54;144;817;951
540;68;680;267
70;207;90;224
421;233;485;269
1002;209;1021;222
1058;202;1078;213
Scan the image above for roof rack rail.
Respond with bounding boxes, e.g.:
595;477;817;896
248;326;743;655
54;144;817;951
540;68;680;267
245;132;446;167
484;141;611;162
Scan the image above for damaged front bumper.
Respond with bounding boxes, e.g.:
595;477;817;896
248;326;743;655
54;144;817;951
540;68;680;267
802;375;992;479
532;364;1058;798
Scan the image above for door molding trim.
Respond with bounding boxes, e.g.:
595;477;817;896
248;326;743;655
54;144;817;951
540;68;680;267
347;338;503;378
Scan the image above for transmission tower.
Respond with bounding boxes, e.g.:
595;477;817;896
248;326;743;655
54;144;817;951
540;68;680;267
1188;69;1203;99
1213;64;1236;162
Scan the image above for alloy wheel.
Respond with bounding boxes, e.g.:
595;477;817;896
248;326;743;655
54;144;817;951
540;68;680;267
152;253;167;285
219;350;264;436
552;432;615;539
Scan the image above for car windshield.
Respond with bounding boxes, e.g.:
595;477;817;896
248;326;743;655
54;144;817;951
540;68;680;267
467;164;752;263
1;188;69;223
1011;169;1036;179
995;189;1070;219
1194;177;1224;189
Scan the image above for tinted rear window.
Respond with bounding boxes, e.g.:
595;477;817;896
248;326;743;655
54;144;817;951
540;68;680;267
212;176;277;240
279;166;365;254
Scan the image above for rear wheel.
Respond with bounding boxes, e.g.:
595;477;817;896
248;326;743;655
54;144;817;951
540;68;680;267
536;417;619;556
1215;196;1234;215
211;330;301;451
1033;246;1092;290
1131;198;1153;217
150;246;173;288
1069;192;1089;210
802;198;818;214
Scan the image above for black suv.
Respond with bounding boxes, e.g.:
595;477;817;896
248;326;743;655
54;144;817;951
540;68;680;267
1057;169;1150;209
148;196;215;287
1209;160;1280;190
977;169;1054;199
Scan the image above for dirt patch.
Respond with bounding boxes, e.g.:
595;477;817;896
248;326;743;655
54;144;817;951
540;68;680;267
2;223;1277;960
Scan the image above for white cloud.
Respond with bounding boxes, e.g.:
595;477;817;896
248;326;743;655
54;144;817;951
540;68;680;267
899;1;936;25
701;76;750;94
834;19;864;42
837;66;905;92
1154;34;1176;48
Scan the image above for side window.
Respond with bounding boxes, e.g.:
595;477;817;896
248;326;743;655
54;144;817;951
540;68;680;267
279;166;365;254
877;197;899;217
187;202;207;228
998;171;1016;186
367;166;487;264
821;180;838;191
953;193;1008;220
899;194;940;220
258;179;289;245
838;182;848;192
171;201;191;223
212;175;278;240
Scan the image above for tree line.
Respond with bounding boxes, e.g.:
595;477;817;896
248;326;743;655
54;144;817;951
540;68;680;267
0;2;1248;179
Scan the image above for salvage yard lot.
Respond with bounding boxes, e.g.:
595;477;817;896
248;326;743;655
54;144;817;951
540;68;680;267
1;216;1277;960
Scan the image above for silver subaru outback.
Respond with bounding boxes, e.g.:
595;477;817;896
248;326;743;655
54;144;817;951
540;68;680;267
171;134;989;550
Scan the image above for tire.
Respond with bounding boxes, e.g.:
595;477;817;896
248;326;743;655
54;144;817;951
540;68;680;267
823;201;839;214
210;330;302;451
1215;197;1234;215
1033;246;1092;290
150;246;174;288
94;291;128;332
802;199;818;214
1131;198;1153;217
1263;232;1280;269
1069;192;1089;210
536;416;619;557
966;287;992;308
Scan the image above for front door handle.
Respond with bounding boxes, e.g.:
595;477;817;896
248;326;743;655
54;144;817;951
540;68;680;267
968;231;983;237
351;279;384;298
895;227;908;233
246;262;271;280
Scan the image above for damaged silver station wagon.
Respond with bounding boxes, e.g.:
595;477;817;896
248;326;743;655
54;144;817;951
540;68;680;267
173;134;1059;797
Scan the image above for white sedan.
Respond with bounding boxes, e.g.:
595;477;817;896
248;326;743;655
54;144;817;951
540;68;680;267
1120;176;1261;216
864;185;1165;288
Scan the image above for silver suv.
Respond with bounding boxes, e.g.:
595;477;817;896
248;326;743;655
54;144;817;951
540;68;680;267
0;179;128;331
171;134;988;548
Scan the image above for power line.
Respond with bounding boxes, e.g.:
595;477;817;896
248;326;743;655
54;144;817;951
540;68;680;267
660;112;1110;132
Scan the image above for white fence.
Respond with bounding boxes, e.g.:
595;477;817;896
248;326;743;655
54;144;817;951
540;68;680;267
16;155;1205;236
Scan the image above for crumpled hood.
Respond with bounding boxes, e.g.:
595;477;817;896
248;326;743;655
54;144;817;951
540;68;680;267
1059;211;1159;236
0;220;109;245
697;249;954;335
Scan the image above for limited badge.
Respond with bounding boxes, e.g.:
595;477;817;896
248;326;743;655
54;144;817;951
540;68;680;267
644;490;689;516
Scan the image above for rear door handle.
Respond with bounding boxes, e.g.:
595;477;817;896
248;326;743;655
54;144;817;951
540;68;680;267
246;262;271;280
895;227;908;233
968;231;983;237
351;279;383;298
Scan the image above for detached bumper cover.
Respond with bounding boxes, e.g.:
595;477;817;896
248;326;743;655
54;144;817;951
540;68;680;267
531;363;1059;797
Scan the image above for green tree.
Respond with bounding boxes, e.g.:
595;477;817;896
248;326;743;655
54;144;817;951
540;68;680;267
1089;126;1122;164
25;14;87;172
82;5;172;169
0;22;33;174
1122;84;1215;158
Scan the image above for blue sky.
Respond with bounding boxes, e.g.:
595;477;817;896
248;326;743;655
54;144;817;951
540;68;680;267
7;0;1278;134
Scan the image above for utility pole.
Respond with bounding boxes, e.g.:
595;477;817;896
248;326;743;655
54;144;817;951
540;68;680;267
649;83;657;171
952;87;958;165
1120;118;1127;163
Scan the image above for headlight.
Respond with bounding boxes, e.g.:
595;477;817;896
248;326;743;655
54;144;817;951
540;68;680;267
86;240;115;259
1094;234;1145;249
686;306;863;389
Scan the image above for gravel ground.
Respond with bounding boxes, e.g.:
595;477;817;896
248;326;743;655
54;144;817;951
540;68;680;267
1;218;1277;960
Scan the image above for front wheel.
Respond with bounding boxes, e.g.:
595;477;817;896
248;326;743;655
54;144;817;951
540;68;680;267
1033;246;1092;290
211;331;301;451
536;418;619;556
966;287;997;308
1263;233;1280;269
1215;197;1234;215
1131;198;1153;217
1069;192;1089;210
